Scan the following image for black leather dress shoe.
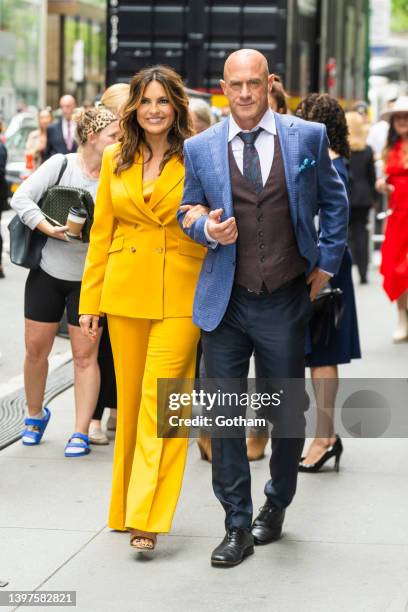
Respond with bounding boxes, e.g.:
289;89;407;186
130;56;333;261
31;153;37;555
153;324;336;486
211;528;254;567
251;500;285;544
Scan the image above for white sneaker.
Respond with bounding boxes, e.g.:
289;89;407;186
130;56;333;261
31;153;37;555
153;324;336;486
106;412;117;431
88;425;109;445
392;309;408;343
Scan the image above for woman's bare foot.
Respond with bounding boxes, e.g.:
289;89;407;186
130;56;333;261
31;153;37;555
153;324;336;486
129;529;157;550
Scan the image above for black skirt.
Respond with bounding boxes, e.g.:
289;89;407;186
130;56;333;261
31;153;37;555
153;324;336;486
305;247;361;367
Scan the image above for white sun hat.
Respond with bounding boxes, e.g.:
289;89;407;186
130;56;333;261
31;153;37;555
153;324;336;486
380;96;408;122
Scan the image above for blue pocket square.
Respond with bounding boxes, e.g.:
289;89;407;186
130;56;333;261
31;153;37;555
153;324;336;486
299;158;316;173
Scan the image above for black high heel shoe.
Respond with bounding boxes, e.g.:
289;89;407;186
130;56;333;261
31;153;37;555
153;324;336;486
298;435;343;473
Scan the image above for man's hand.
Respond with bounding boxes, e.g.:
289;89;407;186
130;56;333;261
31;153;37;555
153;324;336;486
79;315;100;342
206;208;238;245
306;268;331;301
179;204;210;229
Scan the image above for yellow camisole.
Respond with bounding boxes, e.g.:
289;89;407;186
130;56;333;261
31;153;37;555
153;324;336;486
142;178;158;205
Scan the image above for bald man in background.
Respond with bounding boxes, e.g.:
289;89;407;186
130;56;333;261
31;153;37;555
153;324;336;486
178;49;348;567
43;95;78;160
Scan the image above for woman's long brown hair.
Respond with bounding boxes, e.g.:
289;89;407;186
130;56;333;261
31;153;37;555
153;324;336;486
383;118;407;167
114;65;193;175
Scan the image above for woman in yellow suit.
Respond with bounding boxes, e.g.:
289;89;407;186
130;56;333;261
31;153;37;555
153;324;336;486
79;66;205;552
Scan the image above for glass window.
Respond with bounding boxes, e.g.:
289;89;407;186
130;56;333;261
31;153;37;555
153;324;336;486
0;0;43;115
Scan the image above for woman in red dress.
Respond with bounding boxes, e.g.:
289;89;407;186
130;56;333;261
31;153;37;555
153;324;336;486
377;97;408;342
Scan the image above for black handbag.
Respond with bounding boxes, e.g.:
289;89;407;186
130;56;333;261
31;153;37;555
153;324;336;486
8;157;68;269
40;186;94;243
310;287;344;346
8;215;48;270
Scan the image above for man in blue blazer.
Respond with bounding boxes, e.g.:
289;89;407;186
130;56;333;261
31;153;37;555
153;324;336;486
178;49;348;567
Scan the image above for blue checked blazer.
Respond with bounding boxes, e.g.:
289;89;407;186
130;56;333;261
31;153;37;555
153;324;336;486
177;112;349;332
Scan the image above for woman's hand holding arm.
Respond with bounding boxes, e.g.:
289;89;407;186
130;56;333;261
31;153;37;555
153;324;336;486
179;204;210;228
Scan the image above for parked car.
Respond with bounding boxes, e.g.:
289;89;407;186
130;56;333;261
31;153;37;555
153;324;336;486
4;115;37;193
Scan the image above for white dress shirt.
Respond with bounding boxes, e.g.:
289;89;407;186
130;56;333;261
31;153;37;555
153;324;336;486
204;109;276;245
228;108;276;185
61;118;74;149
367;120;389;158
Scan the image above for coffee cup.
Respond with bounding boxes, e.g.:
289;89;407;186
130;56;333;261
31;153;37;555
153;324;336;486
66;206;87;238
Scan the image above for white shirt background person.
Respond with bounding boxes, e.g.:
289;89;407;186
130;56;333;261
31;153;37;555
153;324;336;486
61;118;74;150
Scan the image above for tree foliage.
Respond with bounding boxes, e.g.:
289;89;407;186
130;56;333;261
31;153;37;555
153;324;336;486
85;0;106;7
391;0;408;32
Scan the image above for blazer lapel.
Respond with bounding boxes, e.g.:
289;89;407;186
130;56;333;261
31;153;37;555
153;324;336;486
275;113;299;227
149;155;184;211
57;121;66;150
120;153;161;223
209;119;233;216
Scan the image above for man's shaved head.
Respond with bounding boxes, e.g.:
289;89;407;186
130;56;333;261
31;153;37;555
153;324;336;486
59;94;76;120
220;49;274;130
60;94;76;106
223;49;269;81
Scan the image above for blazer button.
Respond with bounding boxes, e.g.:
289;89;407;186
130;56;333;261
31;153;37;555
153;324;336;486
130;246;136;253
156;247;163;254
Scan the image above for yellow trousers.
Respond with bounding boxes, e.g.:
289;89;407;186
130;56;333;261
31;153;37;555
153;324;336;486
106;314;199;533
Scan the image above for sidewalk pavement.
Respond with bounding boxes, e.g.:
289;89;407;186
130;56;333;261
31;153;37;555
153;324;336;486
0;209;70;393
1;268;408;612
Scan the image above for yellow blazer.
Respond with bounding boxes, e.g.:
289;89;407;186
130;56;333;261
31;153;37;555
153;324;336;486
79;143;206;319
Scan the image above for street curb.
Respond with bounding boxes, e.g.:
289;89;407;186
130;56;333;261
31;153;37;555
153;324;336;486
0;359;74;450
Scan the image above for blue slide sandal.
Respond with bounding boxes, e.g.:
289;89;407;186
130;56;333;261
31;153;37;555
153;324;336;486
64;432;91;457
21;407;51;445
